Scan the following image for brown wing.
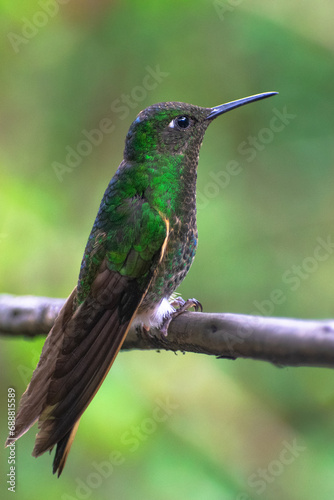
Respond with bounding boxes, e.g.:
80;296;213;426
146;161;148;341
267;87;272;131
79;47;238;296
34;271;139;449
7;219;169;475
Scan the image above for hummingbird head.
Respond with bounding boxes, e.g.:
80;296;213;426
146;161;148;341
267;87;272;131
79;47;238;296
124;92;278;162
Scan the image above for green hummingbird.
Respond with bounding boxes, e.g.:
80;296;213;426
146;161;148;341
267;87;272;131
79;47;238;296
6;91;277;475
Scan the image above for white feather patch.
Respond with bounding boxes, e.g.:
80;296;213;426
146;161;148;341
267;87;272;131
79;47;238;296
132;298;175;330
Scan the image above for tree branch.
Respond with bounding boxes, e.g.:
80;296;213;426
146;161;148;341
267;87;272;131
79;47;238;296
0;294;334;369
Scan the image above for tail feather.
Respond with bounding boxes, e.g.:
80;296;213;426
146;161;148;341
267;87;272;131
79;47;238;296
52;420;81;477
5;289;77;446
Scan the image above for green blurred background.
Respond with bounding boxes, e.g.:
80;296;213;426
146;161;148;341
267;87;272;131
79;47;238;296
1;1;334;499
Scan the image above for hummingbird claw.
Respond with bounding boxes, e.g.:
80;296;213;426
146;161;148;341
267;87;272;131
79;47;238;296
185;298;203;312
158;297;203;337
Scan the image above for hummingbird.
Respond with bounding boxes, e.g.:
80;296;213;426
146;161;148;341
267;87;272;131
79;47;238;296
6;91;277;475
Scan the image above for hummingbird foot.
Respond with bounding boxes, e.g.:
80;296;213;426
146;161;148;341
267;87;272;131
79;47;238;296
158;297;202;337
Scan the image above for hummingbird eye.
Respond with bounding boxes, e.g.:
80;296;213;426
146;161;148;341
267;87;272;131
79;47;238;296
176;115;190;129
168;115;191;130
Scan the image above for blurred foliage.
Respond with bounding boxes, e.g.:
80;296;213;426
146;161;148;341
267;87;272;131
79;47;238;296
1;1;334;499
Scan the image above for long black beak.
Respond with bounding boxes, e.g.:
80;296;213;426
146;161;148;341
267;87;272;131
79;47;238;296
206;91;278;120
